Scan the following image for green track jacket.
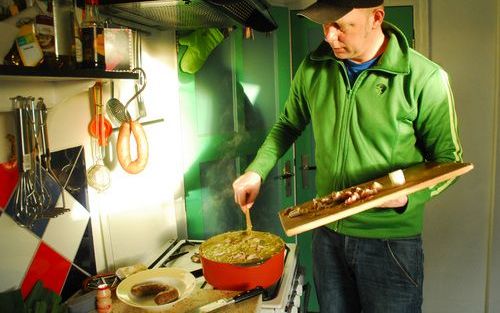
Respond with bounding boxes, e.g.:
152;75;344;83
246;22;463;238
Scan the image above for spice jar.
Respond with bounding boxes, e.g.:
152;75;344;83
96;284;112;313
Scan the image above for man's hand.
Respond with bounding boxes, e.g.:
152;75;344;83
378;196;408;208
232;171;262;212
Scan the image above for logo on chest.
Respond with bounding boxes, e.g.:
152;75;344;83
375;83;388;95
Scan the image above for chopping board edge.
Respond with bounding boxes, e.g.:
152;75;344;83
279;162;474;237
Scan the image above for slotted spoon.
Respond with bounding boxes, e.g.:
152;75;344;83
106;67;146;123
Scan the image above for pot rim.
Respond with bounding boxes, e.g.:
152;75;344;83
201;245;285;267
199;230;285;266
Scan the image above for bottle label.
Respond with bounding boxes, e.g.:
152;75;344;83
35;23;56;53
75;37;83;63
16;33;37;46
73;12;83;64
16;32;44;66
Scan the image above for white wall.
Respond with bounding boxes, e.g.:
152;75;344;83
422;0;499;312
85;30;187;271
0;30;185;273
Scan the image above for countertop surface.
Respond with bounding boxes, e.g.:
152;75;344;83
112;288;262;313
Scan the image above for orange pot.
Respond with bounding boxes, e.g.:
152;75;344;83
200;231;285;291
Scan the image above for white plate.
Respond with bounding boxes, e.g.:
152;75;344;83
116;267;196;310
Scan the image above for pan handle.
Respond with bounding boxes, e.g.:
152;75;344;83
233;286;264;303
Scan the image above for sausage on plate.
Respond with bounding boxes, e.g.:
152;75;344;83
130;282;166;297
154;286;179;305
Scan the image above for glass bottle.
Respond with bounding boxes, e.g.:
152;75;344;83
96;284;112;313
53;0;76;68
72;3;83;67
81;0;105;69
35;0;57;67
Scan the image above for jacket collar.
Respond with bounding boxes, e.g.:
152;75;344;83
309;21;410;75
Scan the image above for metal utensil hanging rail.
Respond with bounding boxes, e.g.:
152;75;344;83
106;67;147;124
10;96;69;228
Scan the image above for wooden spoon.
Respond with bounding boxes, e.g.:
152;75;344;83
244;204;253;233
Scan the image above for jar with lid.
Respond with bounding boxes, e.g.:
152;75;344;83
96;284;112;313
81;0;105;69
34;0;57;67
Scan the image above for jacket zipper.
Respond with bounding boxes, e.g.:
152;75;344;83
333;62;361;233
335;61;351;186
333;64;371;233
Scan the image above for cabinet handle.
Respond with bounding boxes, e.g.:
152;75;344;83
274;160;294;197
301;155;316;189
276;172;295;179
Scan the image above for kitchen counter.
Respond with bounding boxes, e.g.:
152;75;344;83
112;288;262;312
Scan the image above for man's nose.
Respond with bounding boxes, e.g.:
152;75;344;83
324;26;339;42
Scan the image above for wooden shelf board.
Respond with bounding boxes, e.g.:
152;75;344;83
0;65;138;81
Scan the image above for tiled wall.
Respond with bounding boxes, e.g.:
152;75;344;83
0;145;96;301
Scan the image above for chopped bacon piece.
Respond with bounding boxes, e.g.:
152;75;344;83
286;181;384;218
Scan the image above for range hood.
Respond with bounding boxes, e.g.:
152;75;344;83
99;0;278;33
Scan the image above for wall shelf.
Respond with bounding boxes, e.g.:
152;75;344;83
0;65;138;81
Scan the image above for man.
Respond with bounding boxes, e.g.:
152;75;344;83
233;0;463;312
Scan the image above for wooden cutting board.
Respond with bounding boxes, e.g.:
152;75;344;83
278;162;474;236
112;288;261;312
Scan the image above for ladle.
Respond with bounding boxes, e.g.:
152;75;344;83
87;85;111;191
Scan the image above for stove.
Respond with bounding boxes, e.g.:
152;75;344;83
143;238;305;312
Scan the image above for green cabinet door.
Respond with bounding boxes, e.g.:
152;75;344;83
290;13;324;312
179;7;295;241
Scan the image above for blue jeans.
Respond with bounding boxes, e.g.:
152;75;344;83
312;227;423;313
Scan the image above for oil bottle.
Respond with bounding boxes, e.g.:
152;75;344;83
81;0;105;69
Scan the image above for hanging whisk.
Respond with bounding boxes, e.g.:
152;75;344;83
10;96;52;227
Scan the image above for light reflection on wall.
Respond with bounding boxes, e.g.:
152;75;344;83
240;82;261;105
89;31;185;267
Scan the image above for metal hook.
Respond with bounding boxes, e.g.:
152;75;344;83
124;67;147;116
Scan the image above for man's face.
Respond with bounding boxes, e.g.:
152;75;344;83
322;8;380;63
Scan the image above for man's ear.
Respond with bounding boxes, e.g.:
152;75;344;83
372;7;385;28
